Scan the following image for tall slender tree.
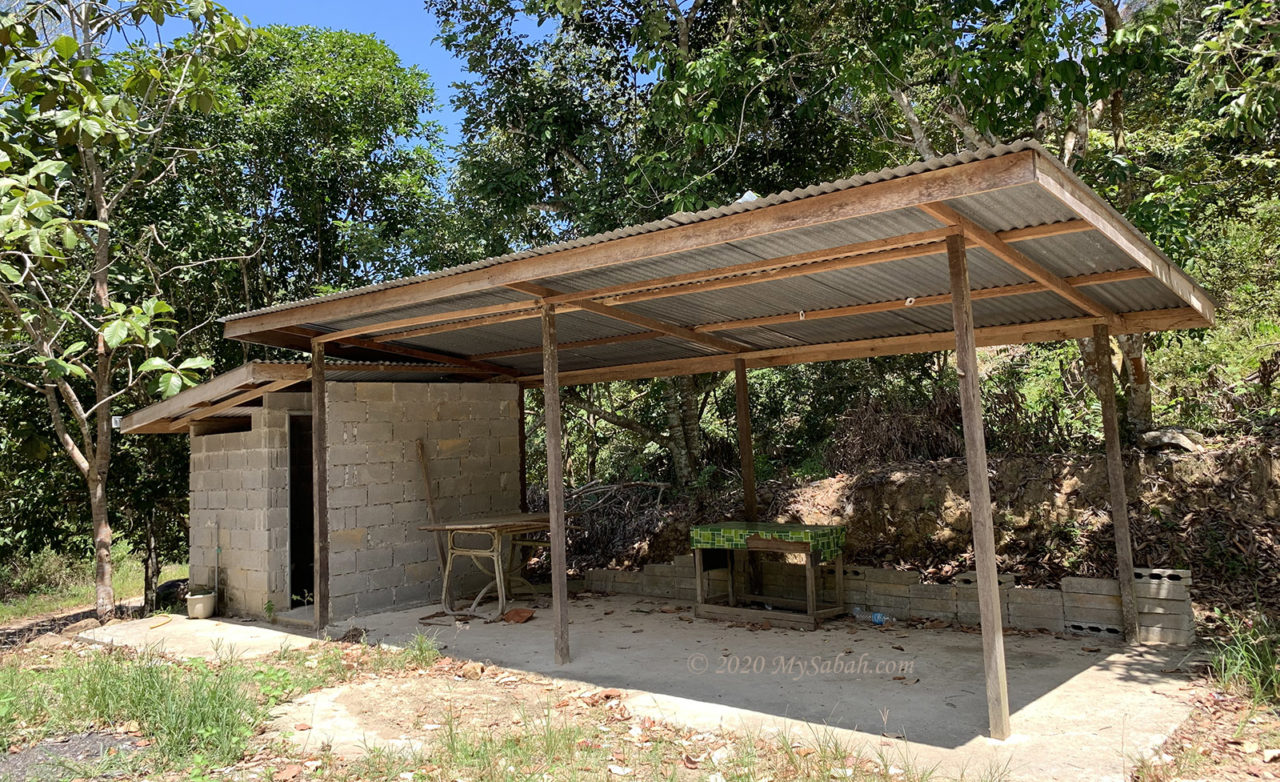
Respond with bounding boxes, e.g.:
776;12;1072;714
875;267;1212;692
0;0;249;619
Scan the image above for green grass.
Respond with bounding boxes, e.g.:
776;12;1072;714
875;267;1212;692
0;548;188;624
0;634;444;777
0;649;262;767
1210;611;1280;704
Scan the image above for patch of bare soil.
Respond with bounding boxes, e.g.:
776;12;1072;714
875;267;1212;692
267;656;582;757
0;731;142;780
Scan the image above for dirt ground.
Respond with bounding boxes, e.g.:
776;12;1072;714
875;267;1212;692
268;657;582;757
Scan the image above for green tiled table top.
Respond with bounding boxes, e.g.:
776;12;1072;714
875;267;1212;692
690;522;845;563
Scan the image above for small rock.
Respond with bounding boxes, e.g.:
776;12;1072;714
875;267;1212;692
28;632;68;649
658;605;679;614
1265;748;1280;763
461;661;485;680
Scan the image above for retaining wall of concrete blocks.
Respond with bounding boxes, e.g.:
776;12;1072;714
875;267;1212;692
188;383;522;623
582;560;1197;645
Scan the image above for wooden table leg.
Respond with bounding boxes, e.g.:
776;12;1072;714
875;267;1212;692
805;550;817;620
727;549;737;607
693;548;705;605
834;552;845;612
493;532;507;617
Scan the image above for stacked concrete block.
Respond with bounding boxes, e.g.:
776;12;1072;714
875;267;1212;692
1060;577;1124;639
953;571;1014;626
324;381;521;621
908;583;957;621
1005;587;1066;632
858;568;914;617
187;405;292;619
579;559;1197;645
1134;568;1195;645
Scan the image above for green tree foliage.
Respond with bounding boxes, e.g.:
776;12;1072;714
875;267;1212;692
0;18;456;602
0;0;250;618
433;0;1280;488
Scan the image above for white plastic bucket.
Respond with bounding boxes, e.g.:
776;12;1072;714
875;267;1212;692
186;591;216;619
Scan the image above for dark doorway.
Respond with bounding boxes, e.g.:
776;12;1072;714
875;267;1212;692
289;415;315;608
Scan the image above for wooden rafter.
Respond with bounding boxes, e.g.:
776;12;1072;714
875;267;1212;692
315;299;539;345
169;377;301;432
694;267;1147;334
282;326;520;378
460;268;1148;362
473;331;662;360
919;201;1119;326
506;282;750;354
515;307;1202;387
371;220;1089;346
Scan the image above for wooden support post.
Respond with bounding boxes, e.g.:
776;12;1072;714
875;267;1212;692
310;342;330;631
947;233;1011;740
1092;324;1140;641
542;303;571;664
734;359;758;523
517;388;529;514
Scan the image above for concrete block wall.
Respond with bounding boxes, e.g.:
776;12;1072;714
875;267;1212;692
583;561;1197;645
188;405;292;618
324;381;521;621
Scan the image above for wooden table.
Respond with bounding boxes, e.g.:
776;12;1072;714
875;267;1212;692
690;522;846;630
421;513;550;617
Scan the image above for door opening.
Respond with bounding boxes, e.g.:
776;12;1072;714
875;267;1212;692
289;415;315;608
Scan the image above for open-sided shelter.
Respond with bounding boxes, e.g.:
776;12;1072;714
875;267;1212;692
124;141;1214;739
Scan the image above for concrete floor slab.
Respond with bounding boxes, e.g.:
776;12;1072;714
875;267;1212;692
78;614;316;660
342;594;1197;782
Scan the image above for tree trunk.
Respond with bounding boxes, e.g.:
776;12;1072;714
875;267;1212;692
89;471;114;621
143;512;158;614
1115;333;1153;432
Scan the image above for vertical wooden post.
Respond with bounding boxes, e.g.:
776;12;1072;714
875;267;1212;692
947;232;1011;740
517;387;529;514
542;303;571;664
734;359;758;523
310;342;330;631
1092;324;1140;641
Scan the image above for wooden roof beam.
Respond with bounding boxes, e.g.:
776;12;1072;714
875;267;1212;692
516;307;1203;387
464;268;1147;362
168;376;301;432
507;282;750;354
472;331;662;361
369;220;1088;345
282;326;521;378
694;267;1148;334
918;202;1120;327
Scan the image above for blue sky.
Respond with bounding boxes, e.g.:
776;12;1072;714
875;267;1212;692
219;0;541;151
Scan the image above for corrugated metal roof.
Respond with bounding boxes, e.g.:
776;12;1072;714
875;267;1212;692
224;141;1048;324
196;140;1213;387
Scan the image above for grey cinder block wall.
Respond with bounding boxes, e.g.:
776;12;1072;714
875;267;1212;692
187;382;521;623
325;382;521;620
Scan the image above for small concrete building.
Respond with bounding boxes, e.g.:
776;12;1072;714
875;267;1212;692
123;361;522;625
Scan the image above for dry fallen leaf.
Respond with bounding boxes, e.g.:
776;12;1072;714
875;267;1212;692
276;764;302;781
503;608;535;624
294;723;310;731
